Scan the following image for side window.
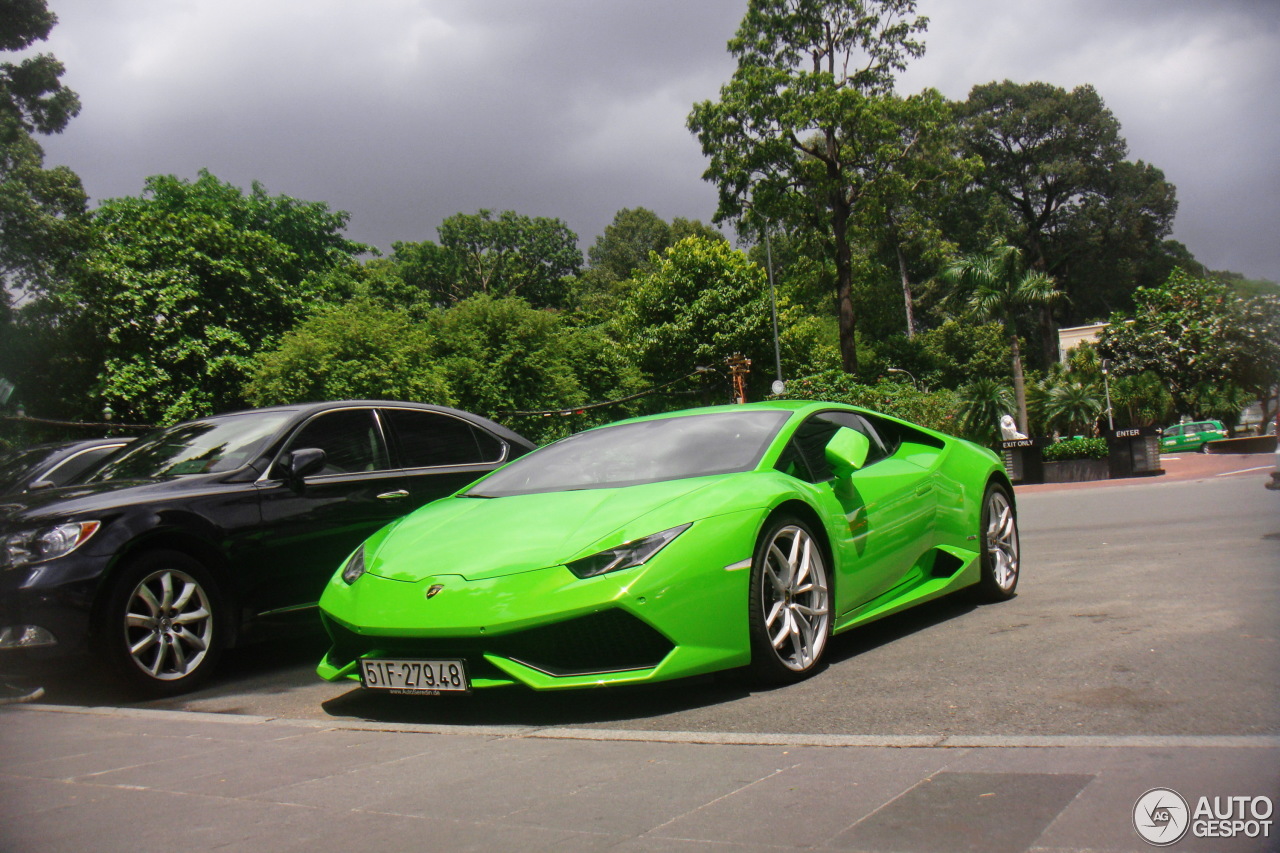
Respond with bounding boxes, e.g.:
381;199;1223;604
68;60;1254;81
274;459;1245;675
382;408;504;468
815;411;893;465
773;410;895;483
774;418;840;483
283;409;388;476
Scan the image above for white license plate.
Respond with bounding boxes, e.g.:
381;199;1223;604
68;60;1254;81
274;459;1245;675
359;658;469;694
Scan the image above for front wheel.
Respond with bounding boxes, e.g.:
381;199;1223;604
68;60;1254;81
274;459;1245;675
99;550;224;697
975;483;1019;601
747;517;831;684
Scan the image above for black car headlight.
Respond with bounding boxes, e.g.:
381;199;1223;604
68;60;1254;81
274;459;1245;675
340;546;366;585
565;524;691;579
2;521;101;570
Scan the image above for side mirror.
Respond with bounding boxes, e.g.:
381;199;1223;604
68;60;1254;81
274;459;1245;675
26;479;55;492
825;427;870;478
279;447;326;489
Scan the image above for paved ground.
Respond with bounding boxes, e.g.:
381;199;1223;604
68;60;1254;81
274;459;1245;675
2;705;1278;852
2;451;1277;852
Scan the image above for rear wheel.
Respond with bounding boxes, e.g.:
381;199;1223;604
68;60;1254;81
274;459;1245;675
975;483;1019;601
99;550;224;697
748;517;831;684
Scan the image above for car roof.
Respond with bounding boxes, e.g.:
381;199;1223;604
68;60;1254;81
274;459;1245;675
170;400;534;450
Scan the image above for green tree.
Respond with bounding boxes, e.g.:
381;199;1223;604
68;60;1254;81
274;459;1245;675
957;377;1014;446
0;0;88;301
613;237;776;399
1097;269;1252;418
1041;380;1103;436
957;80;1180;364
430;295;646;443
688;0;929;373
574;208;725;323
243;299;452;407
941;240;1061;434
440;209;581;308
60;171;370;423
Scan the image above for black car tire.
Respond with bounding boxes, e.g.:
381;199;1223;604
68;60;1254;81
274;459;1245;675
99;550;225;698
747;516;832;684
974;482;1020;602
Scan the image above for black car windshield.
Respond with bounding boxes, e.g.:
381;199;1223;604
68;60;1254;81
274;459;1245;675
0;445;55;494
467;410;790;497
87;412;295;481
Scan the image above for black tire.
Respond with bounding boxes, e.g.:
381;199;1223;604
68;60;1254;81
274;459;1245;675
974;482;1020;602
98;550;225;698
747;516;832;684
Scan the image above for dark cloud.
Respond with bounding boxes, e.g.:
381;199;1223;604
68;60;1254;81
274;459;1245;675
34;0;1280;282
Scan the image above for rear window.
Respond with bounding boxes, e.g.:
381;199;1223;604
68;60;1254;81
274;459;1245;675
382;408;504;467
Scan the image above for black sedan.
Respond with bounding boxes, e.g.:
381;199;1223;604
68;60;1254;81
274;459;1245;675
0;401;533;696
0;438;133;495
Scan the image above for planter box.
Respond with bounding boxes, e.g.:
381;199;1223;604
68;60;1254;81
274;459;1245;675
1043;458;1110;483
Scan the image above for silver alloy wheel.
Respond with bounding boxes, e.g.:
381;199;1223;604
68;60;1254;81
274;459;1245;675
122;568;214;681
761;524;831;671
985;489;1020;592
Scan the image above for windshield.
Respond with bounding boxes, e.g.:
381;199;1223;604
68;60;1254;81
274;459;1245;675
0;445;55;494
87;411;295;481
468;410;790;497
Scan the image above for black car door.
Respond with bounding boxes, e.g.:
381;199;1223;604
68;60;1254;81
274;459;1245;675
248;407;412;621
378;406;513;506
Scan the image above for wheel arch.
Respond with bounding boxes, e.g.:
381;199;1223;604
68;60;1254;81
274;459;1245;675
760;498;836;599
90;529;240;649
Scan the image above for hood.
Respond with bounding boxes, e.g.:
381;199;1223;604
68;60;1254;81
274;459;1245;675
0;475;226;525
365;474;757;583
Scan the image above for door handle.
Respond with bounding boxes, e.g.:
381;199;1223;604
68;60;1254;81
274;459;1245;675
377;490;410;500
915;484;933;497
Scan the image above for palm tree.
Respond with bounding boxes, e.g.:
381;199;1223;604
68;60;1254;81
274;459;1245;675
1043;380;1104;436
959;377;1015;445
942;241;1061;434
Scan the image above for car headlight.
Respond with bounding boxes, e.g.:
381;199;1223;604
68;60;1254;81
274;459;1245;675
565;523;691;579
2;521;101;570
341;546;366;585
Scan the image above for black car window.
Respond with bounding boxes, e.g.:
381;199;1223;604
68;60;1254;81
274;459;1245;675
382;408;504;467
284;409;388;475
0;445;54;493
43;445;125;487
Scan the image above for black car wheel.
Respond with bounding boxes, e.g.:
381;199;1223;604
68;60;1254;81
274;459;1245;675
975;483;1020;601
100;550;224;697
748;516;831;684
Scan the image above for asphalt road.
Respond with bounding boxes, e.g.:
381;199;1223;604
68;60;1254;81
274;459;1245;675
40;456;1280;738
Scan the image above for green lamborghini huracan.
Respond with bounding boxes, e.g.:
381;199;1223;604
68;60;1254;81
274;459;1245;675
316;401;1019;694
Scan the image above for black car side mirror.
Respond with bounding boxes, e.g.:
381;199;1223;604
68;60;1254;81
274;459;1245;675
279;447;326;489
26;479;55;492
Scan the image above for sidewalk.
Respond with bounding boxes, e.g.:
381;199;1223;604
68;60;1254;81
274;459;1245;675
3;704;1277;852
1016;451;1274;494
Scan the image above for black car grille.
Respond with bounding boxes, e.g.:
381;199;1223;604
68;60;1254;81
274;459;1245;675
324;608;675;678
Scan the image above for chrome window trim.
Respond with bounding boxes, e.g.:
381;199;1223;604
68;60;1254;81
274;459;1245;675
254;405;509;485
256;406;391;485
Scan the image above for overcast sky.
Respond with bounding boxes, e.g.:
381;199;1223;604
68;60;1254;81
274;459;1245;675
31;0;1280;286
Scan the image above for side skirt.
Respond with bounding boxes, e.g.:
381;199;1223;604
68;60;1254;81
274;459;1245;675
831;545;980;636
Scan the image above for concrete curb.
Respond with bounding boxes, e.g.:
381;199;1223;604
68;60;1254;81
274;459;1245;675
23;703;1280;749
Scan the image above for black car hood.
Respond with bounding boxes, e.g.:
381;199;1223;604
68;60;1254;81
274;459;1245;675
0;475;230;525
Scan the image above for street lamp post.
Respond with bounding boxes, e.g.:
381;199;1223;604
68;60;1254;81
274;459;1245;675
1101;359;1114;431
886;368;919;390
763;226;784;396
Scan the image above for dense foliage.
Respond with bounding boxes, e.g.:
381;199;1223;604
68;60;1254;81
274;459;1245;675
1;0;1275;456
